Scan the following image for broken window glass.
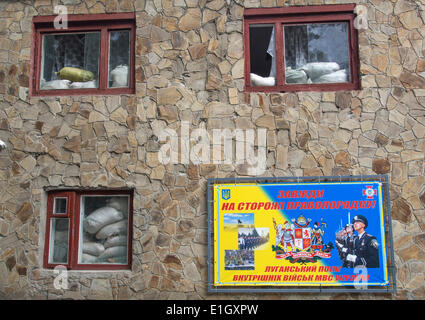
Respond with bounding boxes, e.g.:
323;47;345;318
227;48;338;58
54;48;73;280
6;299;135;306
48;218;69;264
40;32;100;90
249;24;276;87
108;30;130;88
284;22;350;84
79;196;129;264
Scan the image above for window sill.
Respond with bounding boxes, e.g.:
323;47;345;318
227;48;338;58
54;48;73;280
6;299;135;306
39;268;133;276
245;82;361;93
30;87;135;97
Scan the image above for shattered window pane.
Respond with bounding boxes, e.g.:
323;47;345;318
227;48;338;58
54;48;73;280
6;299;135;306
79;196;129;264
40;32;100;90
108;30;130;88
249;24;276;87
284;22;350;84
49;218;69;264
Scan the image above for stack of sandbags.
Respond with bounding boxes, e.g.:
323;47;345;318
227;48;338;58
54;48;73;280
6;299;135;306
96;219;128;264
313;69;347;83
300;62;347;83
82;205;128;264
81;241;105;263
41;66;98;90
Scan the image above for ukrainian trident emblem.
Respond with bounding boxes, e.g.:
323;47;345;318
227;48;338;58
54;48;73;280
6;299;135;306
222;189;231;200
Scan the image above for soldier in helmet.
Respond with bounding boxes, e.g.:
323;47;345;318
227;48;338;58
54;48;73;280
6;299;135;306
345;215;380;268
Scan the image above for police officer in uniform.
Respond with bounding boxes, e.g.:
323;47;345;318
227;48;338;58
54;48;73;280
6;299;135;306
346;215;380;268
341;224;357;268
336;224;357;267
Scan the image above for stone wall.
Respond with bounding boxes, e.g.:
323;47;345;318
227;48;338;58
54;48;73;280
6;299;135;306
0;0;424;299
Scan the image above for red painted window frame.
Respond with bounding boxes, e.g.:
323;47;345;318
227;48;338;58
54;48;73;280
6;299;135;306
44;189;134;270
30;13;135;97
243;4;360;93
44;191;75;269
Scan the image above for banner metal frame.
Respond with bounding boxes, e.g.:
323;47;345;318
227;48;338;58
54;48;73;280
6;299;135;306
207;174;397;294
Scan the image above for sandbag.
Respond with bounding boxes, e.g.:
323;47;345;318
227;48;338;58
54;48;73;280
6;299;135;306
104;235;127;249
82;241;105;256
106;197;128;216
110;65;129;87
83;231;95;242
250;73;275;86
56;67;95;82
69;80;97;89
313;69;347;83
40;79;70;90
300;62;340;81
96;220;127;240
285;68;308;84
81;253;97;263
84;207;124;234
97;246;127;260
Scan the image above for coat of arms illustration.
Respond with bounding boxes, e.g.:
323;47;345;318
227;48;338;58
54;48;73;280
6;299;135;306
272;214;333;264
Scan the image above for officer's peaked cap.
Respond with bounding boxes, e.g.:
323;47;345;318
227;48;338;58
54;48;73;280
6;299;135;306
352;215;368;228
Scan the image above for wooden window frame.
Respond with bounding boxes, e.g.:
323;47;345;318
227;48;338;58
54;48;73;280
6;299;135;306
44;190;133;270
243;4;360;93
30;13;136;97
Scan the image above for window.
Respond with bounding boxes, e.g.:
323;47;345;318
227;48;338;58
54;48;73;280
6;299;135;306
244;5;360;92
44;190;133;270
30;13;135;96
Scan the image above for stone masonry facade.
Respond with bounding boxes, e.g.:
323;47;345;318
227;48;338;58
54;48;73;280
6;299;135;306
0;0;425;299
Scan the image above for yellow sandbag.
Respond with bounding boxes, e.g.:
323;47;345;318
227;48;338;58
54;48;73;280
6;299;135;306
56;67;94;82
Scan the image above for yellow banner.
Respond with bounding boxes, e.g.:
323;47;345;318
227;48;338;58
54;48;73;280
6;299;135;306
213;182;387;287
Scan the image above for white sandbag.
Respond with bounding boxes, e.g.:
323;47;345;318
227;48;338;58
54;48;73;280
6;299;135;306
81;253;97;263
82;241;105;256
40;79;70;90
300;62;340;81
104;235;127;249
250;73;275;86
110;65;129;87
106;197;128;216
313;69;347;83
96;220;127;240
84;207;124;234
97;246;127;260
83;231;95;241
285;68;308;84
69;80;97;89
